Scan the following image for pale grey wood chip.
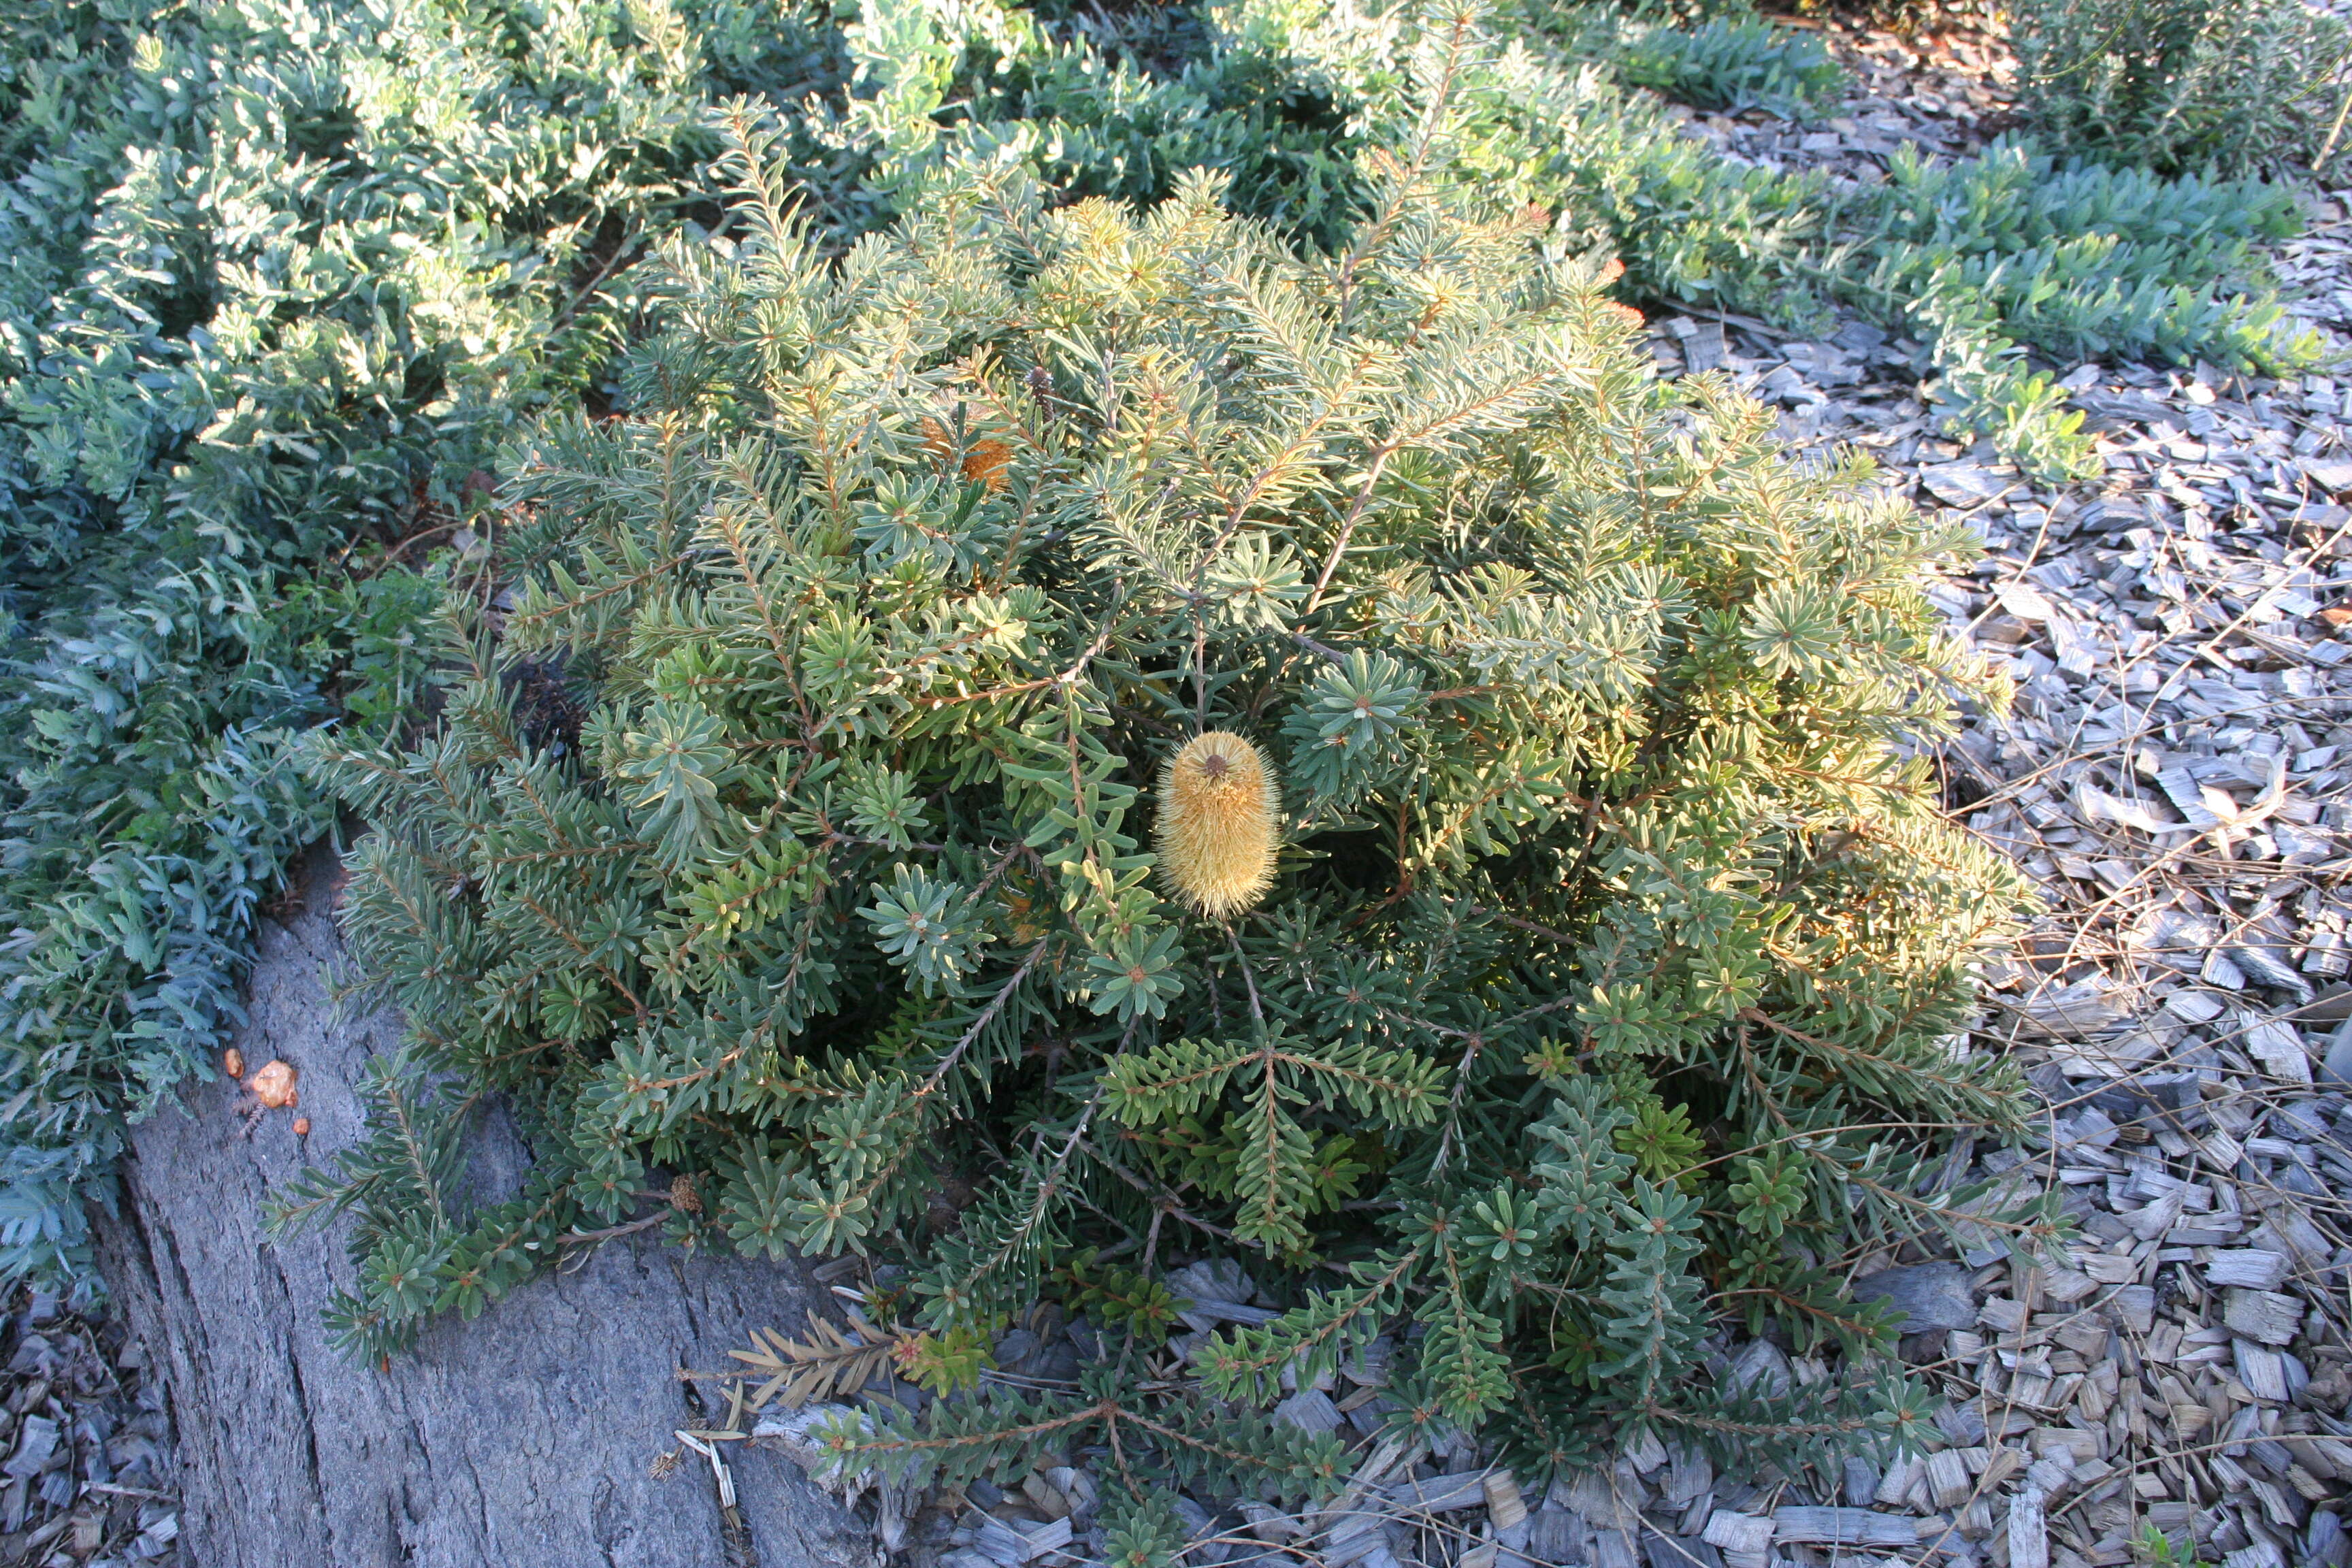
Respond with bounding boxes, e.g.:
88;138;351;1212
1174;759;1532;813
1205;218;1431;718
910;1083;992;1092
1769;1507;1916;1547
1173;1296;1280;1332
1850;1262;1977;1331
1700;1511;1774;1557
1874;1456;1924;1508
1272;1388;1342;1434
2223;1288;2304;1347
1925;1450;1974;1509
2247;1016;2317;1082
2006;1485;2049;1568
1592;1531;1640;1568
1386;1472;1489;1513
2234;1341;2292;1402
970;1513;1045;1566
2206;1248;2293;1289
1240;1503;1302;1542
1525;1507;1580;1563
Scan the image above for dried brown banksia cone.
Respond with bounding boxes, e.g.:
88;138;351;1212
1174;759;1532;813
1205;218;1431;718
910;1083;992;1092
1157;731;1280;917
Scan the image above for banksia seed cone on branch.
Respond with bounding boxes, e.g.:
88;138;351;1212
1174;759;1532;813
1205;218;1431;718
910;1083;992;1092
1157;732;1279;917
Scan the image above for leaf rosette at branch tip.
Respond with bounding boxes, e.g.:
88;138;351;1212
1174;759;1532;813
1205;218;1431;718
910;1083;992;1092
289;71;2039;1494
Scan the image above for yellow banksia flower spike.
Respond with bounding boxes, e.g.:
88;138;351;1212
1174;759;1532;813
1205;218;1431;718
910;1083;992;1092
1156;731;1280;918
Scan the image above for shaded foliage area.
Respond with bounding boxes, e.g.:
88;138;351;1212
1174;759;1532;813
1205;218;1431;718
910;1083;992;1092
2012;0;2349;178
0;0;846;1291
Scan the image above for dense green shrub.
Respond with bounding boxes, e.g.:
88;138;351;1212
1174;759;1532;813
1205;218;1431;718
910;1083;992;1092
815;0;2324;483
0;0;844;1292
2012;0;2350;176
289;84;2038;1491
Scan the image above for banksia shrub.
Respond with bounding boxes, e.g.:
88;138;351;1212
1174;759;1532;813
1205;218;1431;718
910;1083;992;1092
297;88;2033;1496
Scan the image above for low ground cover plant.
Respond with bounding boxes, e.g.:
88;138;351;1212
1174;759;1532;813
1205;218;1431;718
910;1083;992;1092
0;0;845;1291
286;65;2040;1505
1846;140;2318;476
1607;15;1848;118
1307;0;2325;477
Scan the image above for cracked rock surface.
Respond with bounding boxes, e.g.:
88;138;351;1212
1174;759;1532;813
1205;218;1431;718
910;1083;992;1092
88;845;873;1568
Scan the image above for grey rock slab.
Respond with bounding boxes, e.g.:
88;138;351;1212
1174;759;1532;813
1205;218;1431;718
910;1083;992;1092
91;845;872;1568
2323;1014;2352;1085
1848;1262;1978;1332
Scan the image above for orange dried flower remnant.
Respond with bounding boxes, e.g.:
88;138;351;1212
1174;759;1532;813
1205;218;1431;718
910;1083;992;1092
1156;731;1281;918
292;1117;312;1138
919;415;1013;493
223;1047;244;1080
248;1060;299;1109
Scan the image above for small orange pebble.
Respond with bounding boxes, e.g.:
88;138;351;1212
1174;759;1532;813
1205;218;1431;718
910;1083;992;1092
248;1059;299;1109
293;1117;311;1138
223;1047;244;1080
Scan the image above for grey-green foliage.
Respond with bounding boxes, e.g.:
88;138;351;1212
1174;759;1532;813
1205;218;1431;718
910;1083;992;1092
0;0;844;1294
1203;0;1835;331
2012;0;2351;176
1232;0;2319;478
1609;15;1847;119
768;0;1371;250
0;0;2325;1307
1848;140;2318;477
